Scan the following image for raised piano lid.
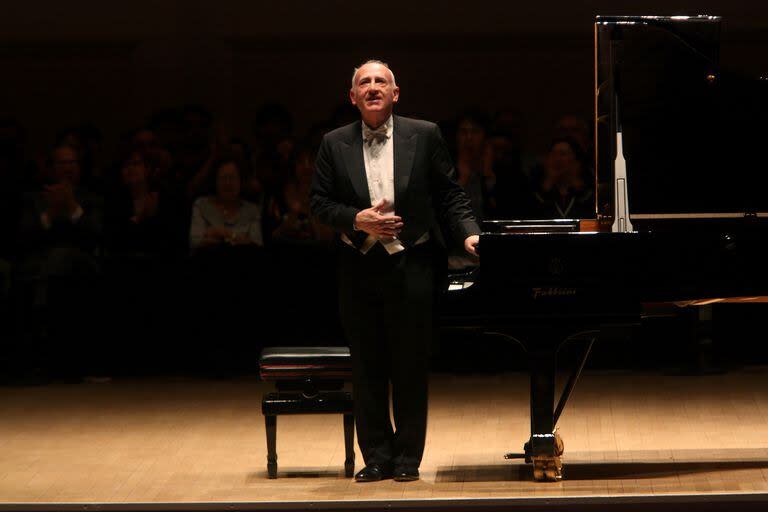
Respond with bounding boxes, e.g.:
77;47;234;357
594;15;768;223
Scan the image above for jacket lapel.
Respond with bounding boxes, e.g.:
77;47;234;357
341;122;371;206
393;115;417;210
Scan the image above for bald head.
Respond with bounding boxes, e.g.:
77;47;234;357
349;59;400;128
351;60;397;89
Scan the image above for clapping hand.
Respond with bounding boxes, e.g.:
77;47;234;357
136;192;159;222
43;184;66;218
43;183;80;219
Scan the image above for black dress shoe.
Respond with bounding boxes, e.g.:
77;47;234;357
393;466;419;482
354;464;392;482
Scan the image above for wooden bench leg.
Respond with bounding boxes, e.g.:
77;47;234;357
265;415;277;478
343;413;355;478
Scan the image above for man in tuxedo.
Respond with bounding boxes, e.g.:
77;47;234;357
310;60;480;482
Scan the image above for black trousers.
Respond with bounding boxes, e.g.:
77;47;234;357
337;241;435;468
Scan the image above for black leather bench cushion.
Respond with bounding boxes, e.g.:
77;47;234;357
259;346;352;380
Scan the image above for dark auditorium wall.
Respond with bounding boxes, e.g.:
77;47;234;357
0;0;766;156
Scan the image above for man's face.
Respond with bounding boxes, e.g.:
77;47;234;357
456;120;486;155
349;63;399;120
132;129;159;152
294;151;314;182
545;142;580;182
52;146;81;185
121;152;149;187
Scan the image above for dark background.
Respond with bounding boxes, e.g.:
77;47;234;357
2;1;766;156
1;1;768;382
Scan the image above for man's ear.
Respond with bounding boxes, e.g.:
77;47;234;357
349;89;357;106
392;86;400;103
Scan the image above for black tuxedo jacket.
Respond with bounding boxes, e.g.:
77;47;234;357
310;115;480;250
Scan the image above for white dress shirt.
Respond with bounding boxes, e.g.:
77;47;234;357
342;115;429;255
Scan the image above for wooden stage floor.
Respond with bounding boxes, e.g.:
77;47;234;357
2;369;768;510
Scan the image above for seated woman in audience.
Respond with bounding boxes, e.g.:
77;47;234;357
187;158;266;374
189;158;263;251
271;144;333;243
106;149;180;256
530;136;595;219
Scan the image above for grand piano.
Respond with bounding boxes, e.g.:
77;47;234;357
443;15;768;481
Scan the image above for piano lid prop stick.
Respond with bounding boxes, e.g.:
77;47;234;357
612;130;634;232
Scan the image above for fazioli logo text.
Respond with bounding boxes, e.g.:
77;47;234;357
532;287;578;299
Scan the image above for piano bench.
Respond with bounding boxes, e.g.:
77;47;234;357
259;346;355;479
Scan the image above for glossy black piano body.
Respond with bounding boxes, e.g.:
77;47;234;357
442;16;768;481
444;221;768;480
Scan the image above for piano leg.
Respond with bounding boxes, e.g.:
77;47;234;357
528;348;563;481
492;328;596;481
554;336;596;426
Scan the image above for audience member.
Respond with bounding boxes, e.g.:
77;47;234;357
2;98;604;377
251;103;295;196
19;143;103;266
130;128;174;179
252;103;294;160
553;115;592;155
189;158;263;251
530;136;595;219
0;118;25;375
16;143;104;380
486;109;537;218
186;157;268;375
185;124;229;201
105;149;181;256
56;123;105;189
453;110;494;220
0;118;25;260
271;144;333;243
168;105;215;196
148;108;184;160
447;110;494;268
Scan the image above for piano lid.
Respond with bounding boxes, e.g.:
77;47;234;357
595;15;768;219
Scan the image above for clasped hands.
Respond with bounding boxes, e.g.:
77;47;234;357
354;199;479;257
43;182;80;219
354;199;402;239
203;226;250;246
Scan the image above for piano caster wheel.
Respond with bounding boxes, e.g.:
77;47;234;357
532;457;562;482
